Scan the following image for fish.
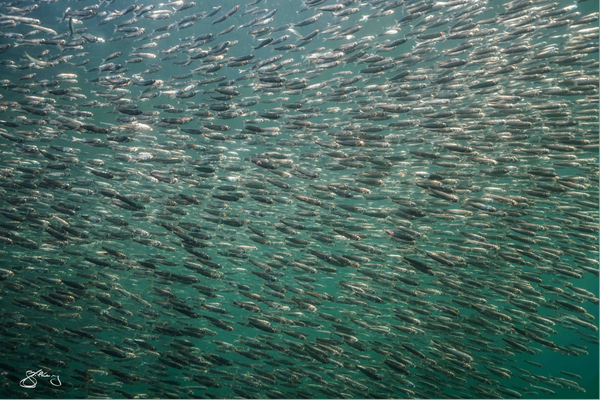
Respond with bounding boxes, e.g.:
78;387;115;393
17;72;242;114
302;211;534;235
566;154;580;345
0;0;598;399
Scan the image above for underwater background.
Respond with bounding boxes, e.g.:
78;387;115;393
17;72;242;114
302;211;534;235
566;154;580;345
0;0;598;399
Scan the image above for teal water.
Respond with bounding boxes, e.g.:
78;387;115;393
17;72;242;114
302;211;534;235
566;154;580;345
0;0;598;399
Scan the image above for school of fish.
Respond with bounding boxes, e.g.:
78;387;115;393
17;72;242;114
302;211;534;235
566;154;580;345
0;0;598;398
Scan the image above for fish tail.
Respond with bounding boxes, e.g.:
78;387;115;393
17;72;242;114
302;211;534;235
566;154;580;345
287;28;301;38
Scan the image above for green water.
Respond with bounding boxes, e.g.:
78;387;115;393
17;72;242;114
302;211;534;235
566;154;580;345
0;0;598;399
